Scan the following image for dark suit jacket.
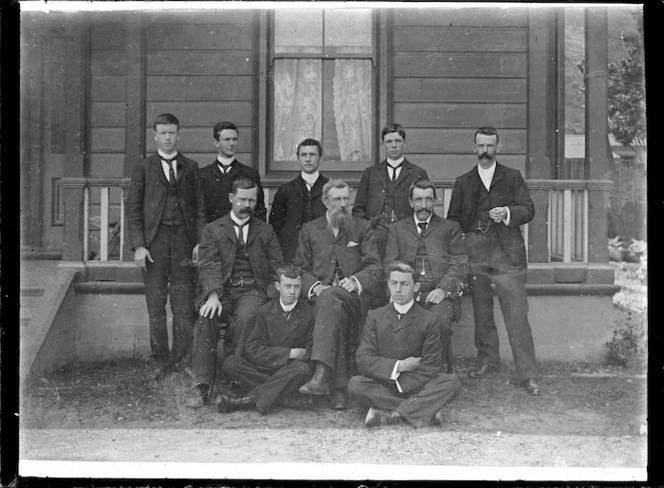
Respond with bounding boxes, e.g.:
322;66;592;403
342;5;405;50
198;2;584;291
197;214;283;303
356;303;443;394
294;215;382;297
352;158;429;223
198;159;267;223
126;153;206;249
447;162;535;269
244;299;314;371
384;214;468;298
268;174;329;264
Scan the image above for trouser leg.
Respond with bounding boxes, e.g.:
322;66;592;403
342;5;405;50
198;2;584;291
311;287;361;388
191;314;224;388
168;224;196;363
396;373;461;427
347;375;406;412
250;361;312;414
229;288;266;358
222;354;271;393
143;225;171;362
469;269;500;366
494;268;538;381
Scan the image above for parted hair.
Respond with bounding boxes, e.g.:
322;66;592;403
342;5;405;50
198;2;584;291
409;179;437;199
474;126;500;144
153;113;180;130
385;261;419;283
276;264;304;282
231;177;257;194
213;121;239;141
322;179;350;201
296;138;323;156
381;123;406;141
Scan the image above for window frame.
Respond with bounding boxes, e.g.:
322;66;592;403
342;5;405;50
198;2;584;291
263;8;382;174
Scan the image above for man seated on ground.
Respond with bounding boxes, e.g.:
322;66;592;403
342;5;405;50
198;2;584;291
347;261;461;428
186;178;283;408
294;179;382;410
217;264;314;414
384;179;468;357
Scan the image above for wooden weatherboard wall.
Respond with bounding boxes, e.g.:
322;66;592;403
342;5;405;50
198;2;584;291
391;7;529;180
142;10;259;170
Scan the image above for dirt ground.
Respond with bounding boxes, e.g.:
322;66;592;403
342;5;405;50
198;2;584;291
18;262;648;476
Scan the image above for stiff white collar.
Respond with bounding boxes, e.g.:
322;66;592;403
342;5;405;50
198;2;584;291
386;157;405;168
301;171;320;187
280;300;297;313
217;155;235;166
393;300;414;315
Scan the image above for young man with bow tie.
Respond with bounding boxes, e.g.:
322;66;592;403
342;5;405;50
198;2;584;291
126;113;206;377
352;123;429;261
217;265;315;415
347;261;461;428
198;121;267;223
186;178;283;408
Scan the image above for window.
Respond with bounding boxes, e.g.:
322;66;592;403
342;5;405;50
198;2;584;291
271;9;375;167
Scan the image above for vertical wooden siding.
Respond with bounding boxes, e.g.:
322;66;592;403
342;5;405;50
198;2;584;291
142;10;258;169
391;8;529;181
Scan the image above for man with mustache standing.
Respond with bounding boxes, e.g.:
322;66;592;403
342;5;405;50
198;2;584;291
447;126;540;395
384;180;468;369
186;178;283;408
294;179;382;410
269;138;329;263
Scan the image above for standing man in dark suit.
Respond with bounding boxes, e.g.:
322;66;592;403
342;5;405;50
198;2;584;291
186;178;283;408
384;180;468;356
352;123;429;260
347;261;461;428
198;121;267;223
269;138;329;263
295;179;382;410
217;264;314;415
126;113;205;375
447;126;540;395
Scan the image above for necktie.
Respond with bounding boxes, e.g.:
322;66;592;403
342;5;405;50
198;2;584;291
163;158;177;185
283;310;291;321
219;164;231;174
418;221;428;235
389;164;402;181
396;312;403;321
234;221;247;245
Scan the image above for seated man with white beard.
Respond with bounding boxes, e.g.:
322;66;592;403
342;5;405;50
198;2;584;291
294;179;382;410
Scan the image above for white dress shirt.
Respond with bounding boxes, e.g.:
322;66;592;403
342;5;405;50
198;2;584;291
158;150;178;181
230;212;250;242
217;155;234;174
413;214;432;234
301;171;320;191
386;157;405;181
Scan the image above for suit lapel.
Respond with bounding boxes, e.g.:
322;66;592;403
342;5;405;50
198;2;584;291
394;159;413;187
220;215;237;245
376;161;388;189
151;154;170;187
245;216;259;245
227;159;241;178
490;162;505;189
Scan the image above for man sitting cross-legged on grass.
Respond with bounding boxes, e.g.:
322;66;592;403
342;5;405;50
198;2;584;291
347;261;461;428
218;264;315;414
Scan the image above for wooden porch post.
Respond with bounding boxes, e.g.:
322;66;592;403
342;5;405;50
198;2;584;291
584;8;610;263
122;13;146;261
526;9;558;263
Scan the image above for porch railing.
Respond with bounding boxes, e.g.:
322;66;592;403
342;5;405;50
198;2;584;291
60;177;612;264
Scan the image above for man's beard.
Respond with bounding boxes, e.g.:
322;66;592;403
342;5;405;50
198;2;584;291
328;206;352;232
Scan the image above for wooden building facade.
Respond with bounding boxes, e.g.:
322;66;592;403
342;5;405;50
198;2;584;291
19;6;621;372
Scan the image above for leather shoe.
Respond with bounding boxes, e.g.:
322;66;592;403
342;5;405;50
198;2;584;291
468;362;499;379
522;378;541;395
430;408;449;426
184;384;210;408
364;407;404;428
329;389;347;410
216;393;255;413
298;362;331;395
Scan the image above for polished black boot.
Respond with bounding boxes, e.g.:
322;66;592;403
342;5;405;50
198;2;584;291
216;393;255;413
298;361;331;395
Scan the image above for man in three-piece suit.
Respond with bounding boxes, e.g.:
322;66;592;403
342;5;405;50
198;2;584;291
186;178;283;408
126;113;206;374
294;179;382;410
217;265;315;415
269;138;329;263
198;121;267;223
447;126;540;395
384;180;468;358
347;262;461;428
352;123;429;261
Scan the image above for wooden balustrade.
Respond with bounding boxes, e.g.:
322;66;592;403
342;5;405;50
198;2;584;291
60;177;612;264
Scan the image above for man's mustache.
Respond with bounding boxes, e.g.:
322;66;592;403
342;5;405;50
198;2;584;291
479;153;491;159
